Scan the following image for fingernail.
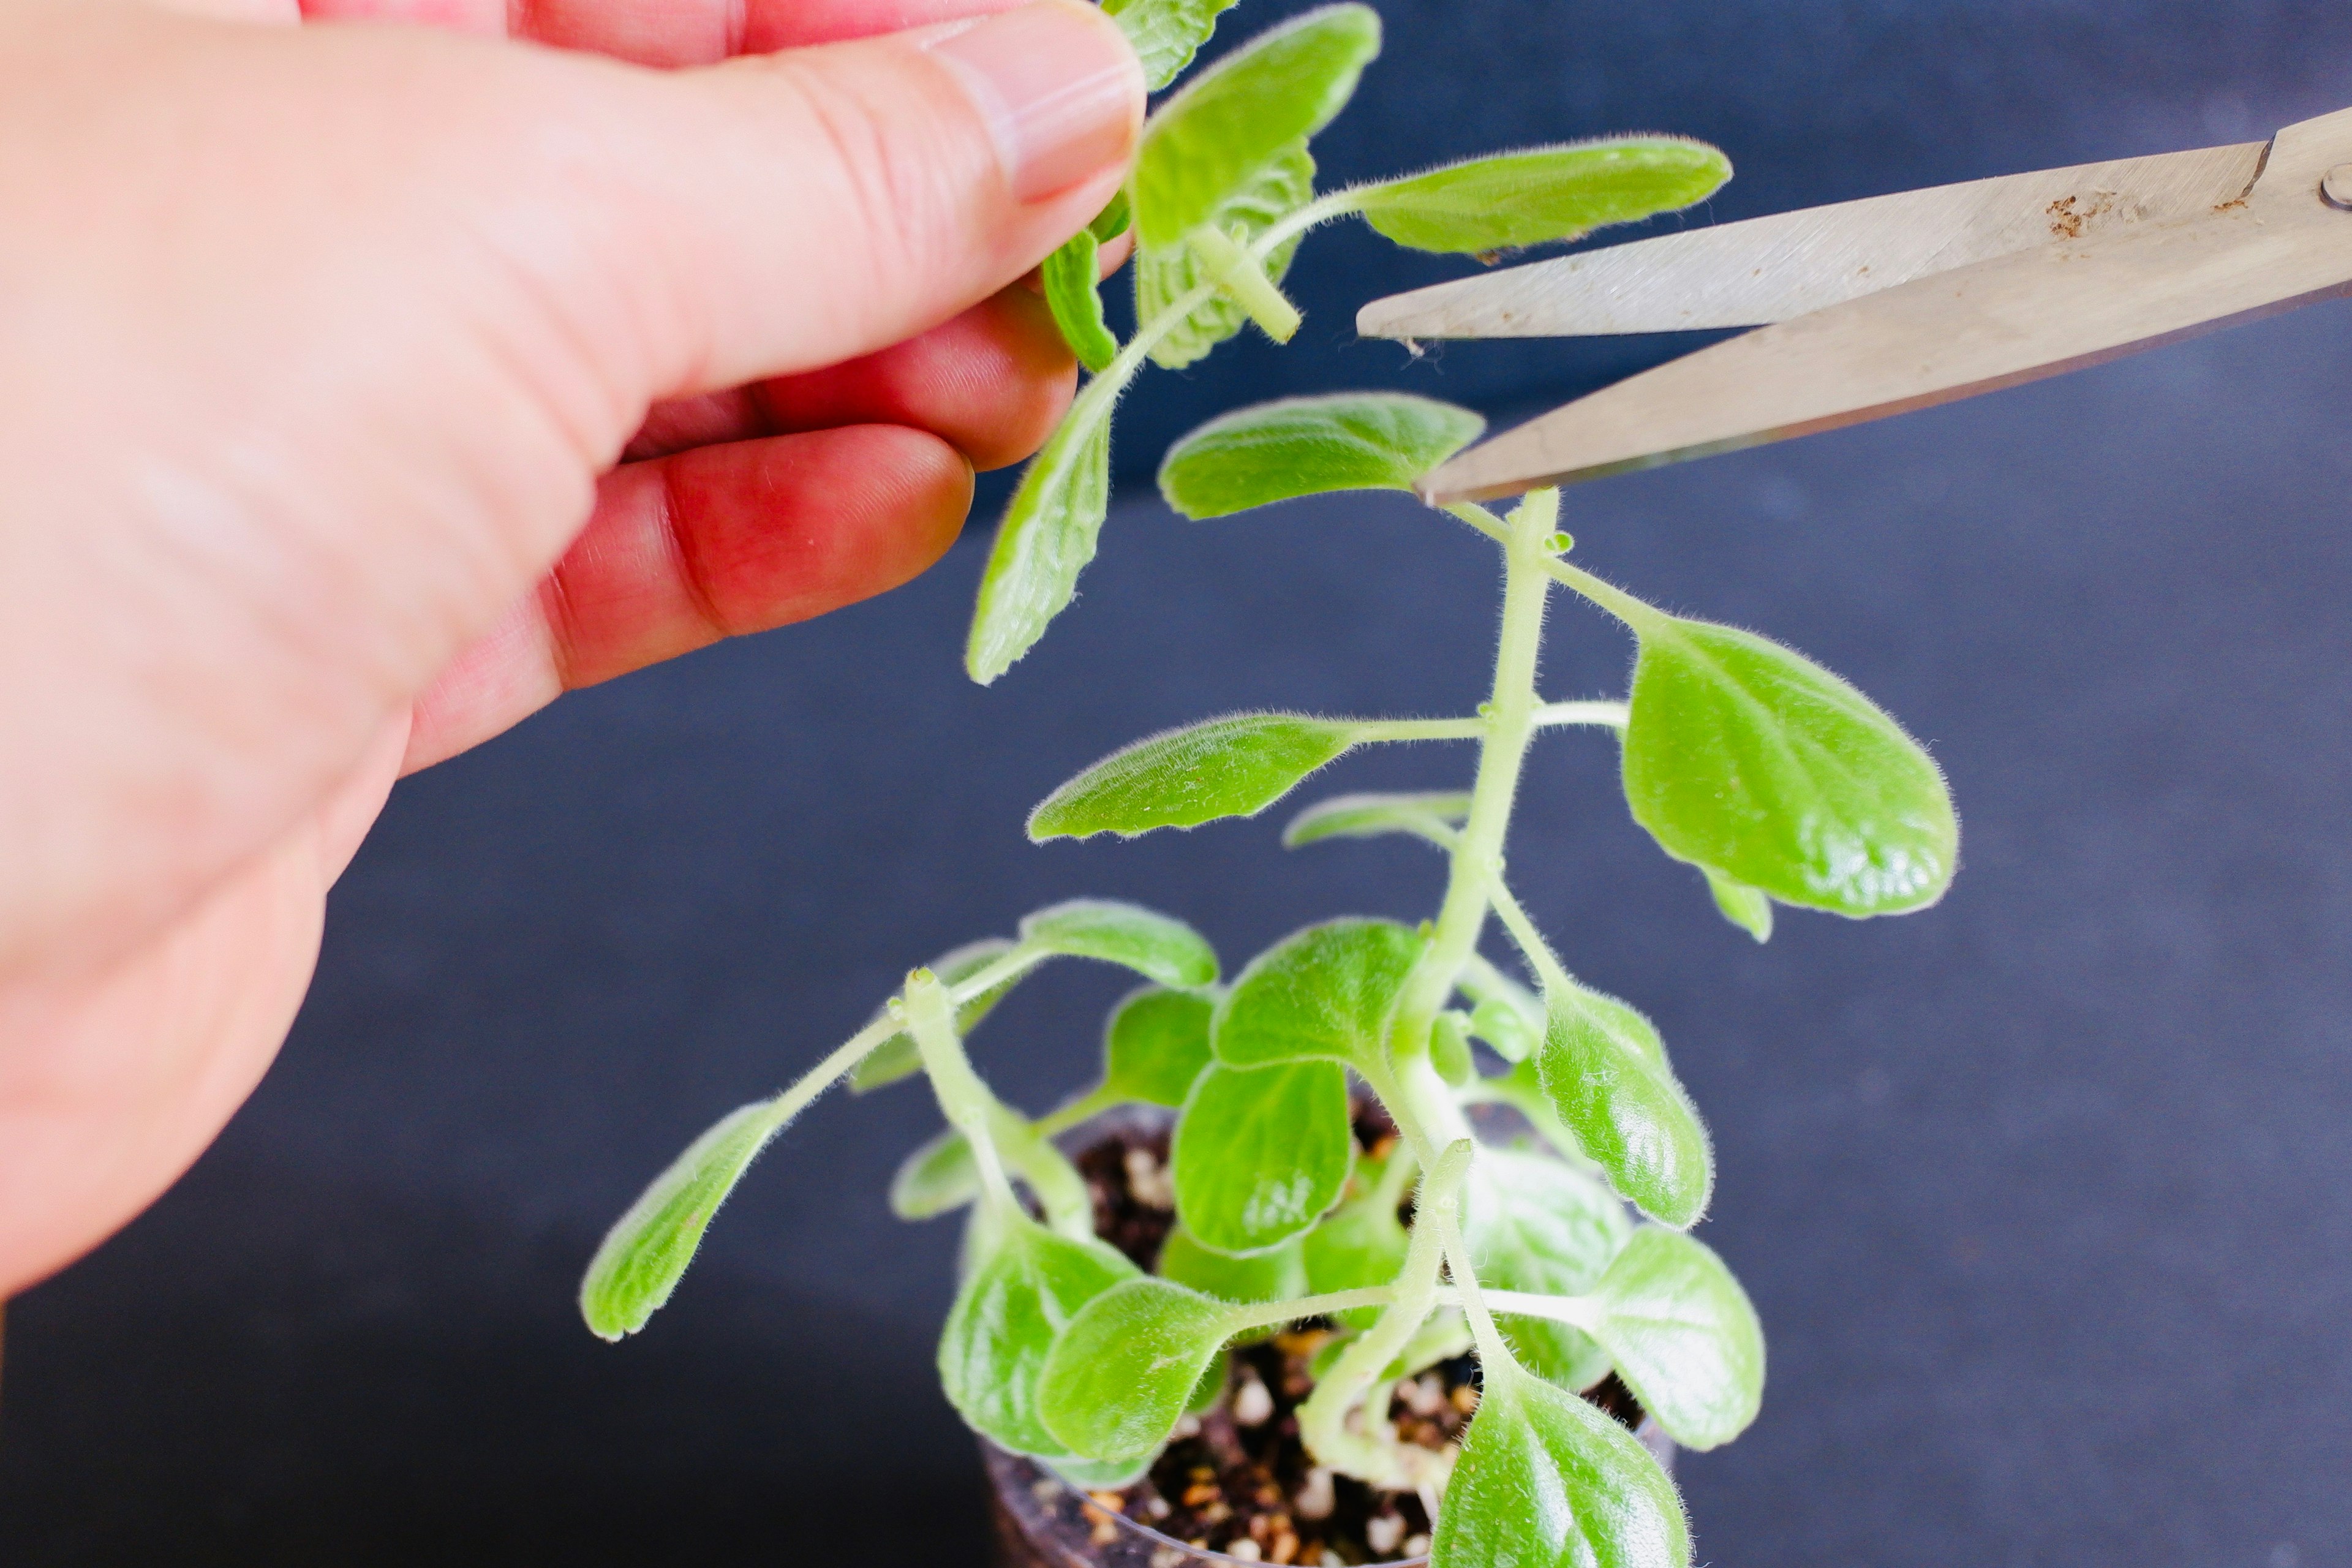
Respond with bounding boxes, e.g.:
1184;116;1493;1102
927;0;1143;203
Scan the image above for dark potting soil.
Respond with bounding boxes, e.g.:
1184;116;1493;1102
1065;1116;1651;1564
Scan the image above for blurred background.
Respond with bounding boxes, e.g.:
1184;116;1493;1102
5;0;2351;1561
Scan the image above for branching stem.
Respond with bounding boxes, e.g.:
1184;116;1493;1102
904;971;1020;1216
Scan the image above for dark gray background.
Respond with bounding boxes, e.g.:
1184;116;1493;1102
5;1;2350;1562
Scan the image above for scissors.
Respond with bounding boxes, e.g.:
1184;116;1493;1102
1357;105;2352;505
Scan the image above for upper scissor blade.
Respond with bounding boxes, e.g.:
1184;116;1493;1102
1415;106;2352;504
1358;141;2268;339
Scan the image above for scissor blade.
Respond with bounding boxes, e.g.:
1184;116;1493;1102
1358;141;2267;339
1417;107;2352;505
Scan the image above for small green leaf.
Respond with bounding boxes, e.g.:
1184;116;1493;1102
1102;986;1218;1108
1041;228;1118;374
1283;790;1472;850
1463;1147;1630;1392
1030;713;1360;840
1456;956;1543;1063
1037;1278;1239;1461
1136;142;1314;369
1466;998;1539;1064
938;1215;1140;1457
1172;1060;1354;1253
1703;867;1773;943
1623;616;1958;916
1537;983;1712;1227
1585;1228;1765;1452
1357;138;1731;254
1302;1178;1409;1329
1431;1362;1690;1568
580;1101;782;1341
1103;0;1240;91
1213;918;1423;1074
1430;1011;1477;1087
1157;1224;1309;1330
967;401;1114;685
851;938;1021;1093
1131;4;1381;250
889;1126;979;1220
1020;899;1220;989
1160;394;1487;519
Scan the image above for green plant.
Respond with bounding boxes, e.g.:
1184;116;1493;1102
577;4;1959;1564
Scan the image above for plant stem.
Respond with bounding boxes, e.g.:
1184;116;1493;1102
1485;873;1577;997
903;971;1020;1217
1542;554;1664;633
756;1011;904;1139
1032;1084;1121;1140
1216;1283;1605;1338
1380;492;1560;1161
1533;699;1628;730
1352;717;1488;744
1427;1178;1517;1373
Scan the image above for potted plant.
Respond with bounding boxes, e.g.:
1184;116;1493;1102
576;2;1959;1564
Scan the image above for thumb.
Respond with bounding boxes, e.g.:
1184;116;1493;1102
573;0;1145;401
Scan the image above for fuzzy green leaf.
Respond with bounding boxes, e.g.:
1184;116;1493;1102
1037;1278;1239;1461
1463;1147;1629;1392
1624;617;1958;916
1357;138;1730;254
579;1101;783;1341
1456;957;1544;1063
1104;0;1241;90
1102;986;1218;1107
938;1215;1140;1457
1585;1228;1765;1452
1431;1362;1690;1568
1159;394;1486;518
1091;190;1133;243
1466;997;1539;1064
1536;983;1712;1227
967;402;1114;685
1283;789;1472;849
1020;899;1220;989
852;938;1021;1093
1030;713;1359;840
1702;867;1773;943
1302;1177;1410;1329
1213;918;1423;1074
889;1126;979;1220
1136;141;1316;370
1172;1060;1354;1254
1430;1010;1477;1086
1041;228;1118;374
1132;4;1379;249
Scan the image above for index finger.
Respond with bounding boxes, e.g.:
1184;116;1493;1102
298;0;1022;65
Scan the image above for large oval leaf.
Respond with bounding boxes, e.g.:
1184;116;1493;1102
1358;139;1730;254
1158;394;1486;518
1136;140;1316;371
1462;1148;1630;1392
1213;917;1422;1074
1029;713;1359;840
1431;1363;1690;1568
1101;986;1218;1107
938;1216;1140;1457
1104;0;1241;91
1020;899;1220;989
1536;984;1713;1227
1623;616;1958;915
1036;1278;1239;1461
967;402;1114;685
1586;1228;1765;1451
1172;1060;1353;1254
1131;4;1380;249
852;938;1021;1093
579;1101;783;1341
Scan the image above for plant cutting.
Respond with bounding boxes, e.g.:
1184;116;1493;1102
577;1;1961;1564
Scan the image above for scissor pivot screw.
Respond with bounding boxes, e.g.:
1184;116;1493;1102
2323;164;2352;211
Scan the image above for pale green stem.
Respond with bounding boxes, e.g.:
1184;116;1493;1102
1533;700;1629;730
990;1104;1095;1239
1032;1083;1122;1140
1427;1171;1518;1373
1245;188;1373;262
1444;502;1510;545
753;1011;903;1140
1379;494;1560;1163
1352;717;1488;744
1295;1142;1472;1487
1543;554;1665;633
1485;874;1577;997
903;971;1020;1217
944;947;1049;1009
1369;1139;1420;1212
1215;1283;1605;1340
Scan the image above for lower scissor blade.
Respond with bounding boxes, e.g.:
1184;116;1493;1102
1418;146;2352;504
1359;140;2269;338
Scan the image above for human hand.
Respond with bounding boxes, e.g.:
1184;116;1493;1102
0;0;1142;1295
